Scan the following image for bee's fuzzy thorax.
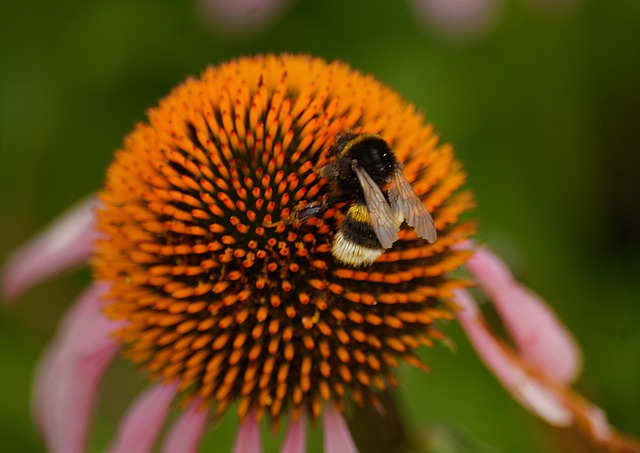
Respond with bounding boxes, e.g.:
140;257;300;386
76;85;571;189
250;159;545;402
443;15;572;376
320;133;439;263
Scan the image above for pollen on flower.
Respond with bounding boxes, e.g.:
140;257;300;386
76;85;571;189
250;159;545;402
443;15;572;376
93;54;476;424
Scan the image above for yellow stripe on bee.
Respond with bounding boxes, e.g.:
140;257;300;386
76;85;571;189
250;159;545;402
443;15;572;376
347;203;371;224
339;133;382;157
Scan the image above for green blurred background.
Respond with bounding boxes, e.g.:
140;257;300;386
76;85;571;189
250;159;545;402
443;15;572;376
1;0;639;452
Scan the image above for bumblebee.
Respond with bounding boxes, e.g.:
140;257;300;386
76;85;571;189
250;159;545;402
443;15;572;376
300;133;437;266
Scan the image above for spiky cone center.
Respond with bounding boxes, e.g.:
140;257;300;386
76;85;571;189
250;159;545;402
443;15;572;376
93;54;476;424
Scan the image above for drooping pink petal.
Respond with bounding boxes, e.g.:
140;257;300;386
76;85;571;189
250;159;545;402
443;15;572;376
408;0;503;39
454;289;573;427
105;381;179;453
33;283;121;453
466;246;582;384
322;404;358;453
232;409;263;453
199;0;292;32
33;332;66;442
2;196;98;300
583;404;614;445
161;398;209;453
280;412;306;453
50;344;120;453
33;283;98;439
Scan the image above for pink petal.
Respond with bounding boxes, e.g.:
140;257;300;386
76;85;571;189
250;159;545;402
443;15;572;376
161;398;209;453
514;378;574;427
33;283;121;453
33;283;100;439
2;196;98;300
232;409;263;453
322;404;358;453
33;333;66;442
50;344;120;453
584;404;614;444
105;381;179;453
455;289;573;427
466;246;582;384
408;0;503;39
280;413;306;453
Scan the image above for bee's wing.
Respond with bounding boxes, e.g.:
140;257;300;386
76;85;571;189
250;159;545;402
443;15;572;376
352;162;399;249
388;168;437;243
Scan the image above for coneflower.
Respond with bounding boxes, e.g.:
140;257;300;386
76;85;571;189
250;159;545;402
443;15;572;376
97;53;474;450
2;54;637;453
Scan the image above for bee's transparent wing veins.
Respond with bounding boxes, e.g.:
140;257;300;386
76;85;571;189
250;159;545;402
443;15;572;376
352;161;399;249
388;168;437;243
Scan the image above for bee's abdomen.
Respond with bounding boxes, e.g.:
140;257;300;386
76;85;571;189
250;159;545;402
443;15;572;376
342;204;382;249
331;203;384;266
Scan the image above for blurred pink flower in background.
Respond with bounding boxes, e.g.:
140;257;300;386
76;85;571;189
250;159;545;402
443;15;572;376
198;0;293;33
408;0;584;39
408;0;504;40
199;0;583;40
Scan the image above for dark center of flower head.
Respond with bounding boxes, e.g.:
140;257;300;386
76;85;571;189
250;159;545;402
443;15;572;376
93;54;476;424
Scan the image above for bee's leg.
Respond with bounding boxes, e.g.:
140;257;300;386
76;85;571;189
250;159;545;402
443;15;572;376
319;162;338;179
264;201;328;228
296;201;328;220
294;193;353;221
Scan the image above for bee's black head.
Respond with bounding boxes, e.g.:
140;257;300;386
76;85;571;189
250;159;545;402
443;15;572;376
334;134;398;191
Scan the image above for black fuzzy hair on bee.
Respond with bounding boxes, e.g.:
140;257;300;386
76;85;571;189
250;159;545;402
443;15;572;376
299;133;437;266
